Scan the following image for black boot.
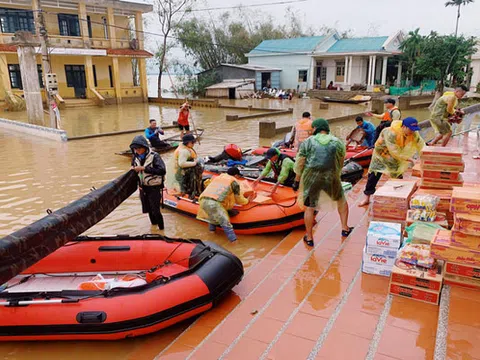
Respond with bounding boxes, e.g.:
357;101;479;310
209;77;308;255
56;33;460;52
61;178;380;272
157;214;165;230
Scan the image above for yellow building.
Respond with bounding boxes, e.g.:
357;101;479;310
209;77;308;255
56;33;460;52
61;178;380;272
0;0;152;106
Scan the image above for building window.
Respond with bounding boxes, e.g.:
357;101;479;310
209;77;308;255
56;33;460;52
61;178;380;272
8;64;43;89
92;65;98;87
298;70;308;82
102;17;108;39
58;14;80;36
0;8;35;33
87;15;92;38
108;65;114;88
336;62;345;76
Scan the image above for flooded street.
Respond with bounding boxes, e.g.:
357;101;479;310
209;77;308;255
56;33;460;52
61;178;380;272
0;99;431;359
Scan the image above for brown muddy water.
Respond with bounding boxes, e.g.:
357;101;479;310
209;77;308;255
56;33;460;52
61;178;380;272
0;99;431;359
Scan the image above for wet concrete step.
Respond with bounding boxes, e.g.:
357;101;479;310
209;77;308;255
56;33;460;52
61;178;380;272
64;99;97;108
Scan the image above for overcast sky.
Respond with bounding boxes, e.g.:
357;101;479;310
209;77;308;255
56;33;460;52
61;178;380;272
137;0;480;37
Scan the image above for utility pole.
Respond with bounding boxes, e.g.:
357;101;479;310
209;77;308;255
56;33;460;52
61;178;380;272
34;0;57;128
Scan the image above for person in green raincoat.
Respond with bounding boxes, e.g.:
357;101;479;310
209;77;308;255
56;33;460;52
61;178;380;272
293;118;353;246
358;117;425;206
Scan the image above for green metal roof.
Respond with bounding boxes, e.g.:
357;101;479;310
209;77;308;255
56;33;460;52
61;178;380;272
326;36;389;53
248;36;325;55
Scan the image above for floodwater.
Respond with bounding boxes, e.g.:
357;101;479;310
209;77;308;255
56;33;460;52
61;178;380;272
0;99;431;359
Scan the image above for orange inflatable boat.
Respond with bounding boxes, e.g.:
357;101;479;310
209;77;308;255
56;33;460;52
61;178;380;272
163;174;304;234
0;235;243;341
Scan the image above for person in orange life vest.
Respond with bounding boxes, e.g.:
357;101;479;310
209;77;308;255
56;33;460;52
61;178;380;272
206;144;243;163
197;167;249;242
366;98;402;143
290;112;313;149
177;101;191;136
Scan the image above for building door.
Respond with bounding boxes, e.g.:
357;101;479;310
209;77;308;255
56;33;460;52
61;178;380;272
261;72;271;89
228;88;236;99
315;63;327;89
65;65;86;98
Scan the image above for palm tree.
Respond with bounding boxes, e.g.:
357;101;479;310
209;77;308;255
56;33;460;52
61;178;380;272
445;0;475;37
399;28;423;86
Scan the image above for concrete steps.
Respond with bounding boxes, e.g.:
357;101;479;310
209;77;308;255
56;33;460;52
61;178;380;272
63;98;97;108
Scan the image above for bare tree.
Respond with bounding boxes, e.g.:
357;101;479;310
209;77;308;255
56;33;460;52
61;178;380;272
155;0;193;97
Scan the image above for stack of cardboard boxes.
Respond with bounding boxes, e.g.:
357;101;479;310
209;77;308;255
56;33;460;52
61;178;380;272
431;187;480;290
419;147;465;190
362;221;402;277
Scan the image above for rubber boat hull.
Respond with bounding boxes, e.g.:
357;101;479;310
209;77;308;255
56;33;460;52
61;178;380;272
0;235;243;341
251;146;373;168
163;173;304;234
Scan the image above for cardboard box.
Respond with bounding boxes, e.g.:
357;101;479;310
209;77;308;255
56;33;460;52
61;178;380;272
431;230;480;267
451;231;480;250
412;163;422;178
413;188;452;212
362;247;395;277
421;160;465;172
444;273;480;290
421;170;461;181
390;260;444;291
362;263;392;277
453;213;480;236
420;146;463;163
389;282;440;305
450;187;480;214
445;261;480;280
421;175;464;190
373;180;418;204
366;221;402;249
365;245;399;257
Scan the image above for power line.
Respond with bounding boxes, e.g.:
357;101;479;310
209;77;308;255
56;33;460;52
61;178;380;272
182;0;308;12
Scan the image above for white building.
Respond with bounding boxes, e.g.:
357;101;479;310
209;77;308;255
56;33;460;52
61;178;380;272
470;42;480;92
246;31;405;92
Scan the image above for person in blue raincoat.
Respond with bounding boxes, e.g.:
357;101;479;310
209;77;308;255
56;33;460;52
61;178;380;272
346;116;376;147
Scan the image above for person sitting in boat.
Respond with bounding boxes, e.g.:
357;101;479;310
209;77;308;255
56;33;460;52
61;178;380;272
130;135;167;230
252;147;295;196
144;119;167;148
327;81;335;90
289;111;313;150
206;144;244;164
167;133;203;199
365;98;401;143
197;167;250;242
178;101;191;136
346;116;376;147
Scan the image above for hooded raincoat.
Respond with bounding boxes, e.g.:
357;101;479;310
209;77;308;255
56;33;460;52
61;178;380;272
294;133;346;209
369;121;425;178
429;91;457;135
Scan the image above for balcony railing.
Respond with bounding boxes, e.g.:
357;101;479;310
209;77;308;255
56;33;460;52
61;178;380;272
48;35;84;48
90;38;131;49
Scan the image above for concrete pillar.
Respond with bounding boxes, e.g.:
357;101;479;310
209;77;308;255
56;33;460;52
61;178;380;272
17;46;44;126
367;56;372;86
0;54;11;93
381;56;388;85
112;57;122;104
134;11;144;50
138;58;148;102
348;56;353;85
107;7;116;48
31;0;41;39
371;99;385;114
259;121;276;138
84;55;95;98
396;62;402;86
344;56;349;85
307;56;315;90
78;1;90;48
371;56;377;85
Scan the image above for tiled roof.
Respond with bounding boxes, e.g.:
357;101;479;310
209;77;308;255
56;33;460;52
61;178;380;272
248;36;325;55
0;44;17;52
107;49;153;57
326;36;389;53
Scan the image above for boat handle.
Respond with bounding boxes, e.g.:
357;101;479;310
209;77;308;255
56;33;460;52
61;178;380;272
98;246;131;252
76;311;107;324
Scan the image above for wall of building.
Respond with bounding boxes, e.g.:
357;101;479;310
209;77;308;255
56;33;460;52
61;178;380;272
470;58;480;91
249;54;310;90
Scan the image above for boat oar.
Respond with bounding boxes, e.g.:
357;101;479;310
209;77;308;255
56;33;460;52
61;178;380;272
189;110;201;145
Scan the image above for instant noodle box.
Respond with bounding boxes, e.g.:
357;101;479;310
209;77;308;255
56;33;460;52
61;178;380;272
451;231;480;250
420;175;464;190
444;273;480;290
372;180;418;205
420;146;464;163
390;259;444;292
450;187;480;214
388;283;440;305
421;170;461;181
421;160;465;172
431;230;480;267
453;213;480;236
445;261;480;280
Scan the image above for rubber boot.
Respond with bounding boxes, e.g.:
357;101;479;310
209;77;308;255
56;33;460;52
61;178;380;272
222;225;237;242
209;223;216;232
157;214;164;230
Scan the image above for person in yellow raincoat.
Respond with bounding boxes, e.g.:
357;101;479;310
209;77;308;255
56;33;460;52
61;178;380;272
293;118;353;247
197;167;249;242
429;85;468;147
359;117;425;206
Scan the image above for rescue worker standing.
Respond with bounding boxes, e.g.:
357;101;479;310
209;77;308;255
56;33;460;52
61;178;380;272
293;118;353;247
290;111;313;149
167;133;202;198
429;85;468;147
366;98;401;143
130;135;166;230
197;167;249;242
252;147;295;195
358;117;425;207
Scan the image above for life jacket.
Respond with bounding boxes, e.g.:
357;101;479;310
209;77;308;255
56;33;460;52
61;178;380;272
174;145;197;171
294;118;313;149
199;174;235;202
134;152;164;187
382;107;401;121
178;110;189;126
224;144;243;161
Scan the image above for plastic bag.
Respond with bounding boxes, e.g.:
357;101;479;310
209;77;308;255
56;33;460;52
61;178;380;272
397;243;435;268
78;274;147;290
405;222;445;245
409;209;437;222
410;194;440;211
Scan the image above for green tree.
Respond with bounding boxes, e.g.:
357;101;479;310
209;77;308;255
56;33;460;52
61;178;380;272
399;28;424;86
445;0;475;37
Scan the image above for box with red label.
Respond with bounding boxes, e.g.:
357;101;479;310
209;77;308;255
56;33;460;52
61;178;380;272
450;187;480;214
421;170;461;181
421;160;465;172
420;147;463;163
444;273;480;290
390;260;444;291
421;175;464;190
389;282;440;305
372;180;418;205
362;246;395;277
412;163;422;178
451;231;480;250
431;230;480;267
445;261;480;280
453;213;480;236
